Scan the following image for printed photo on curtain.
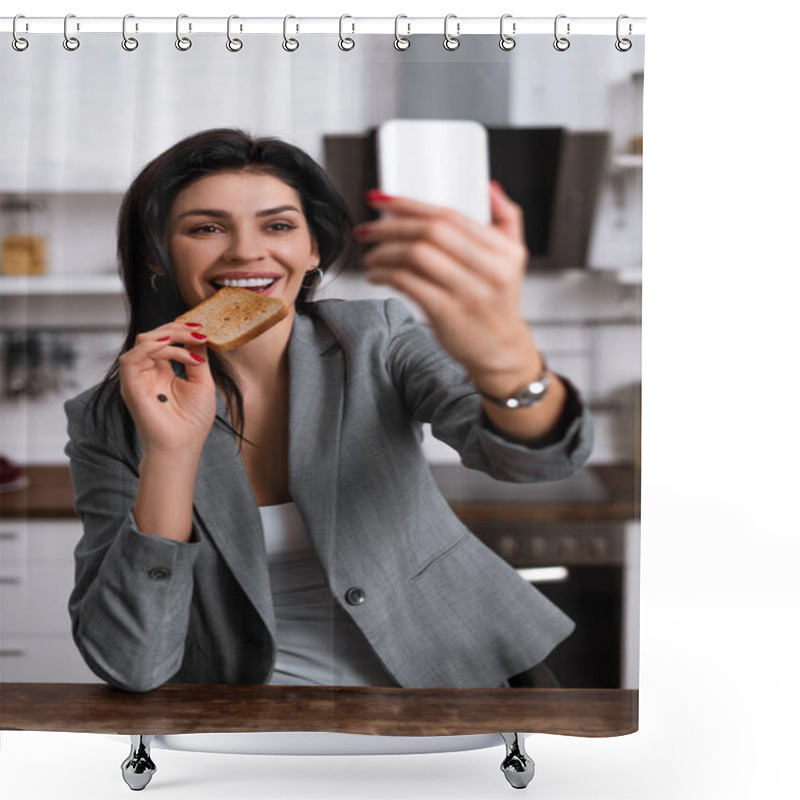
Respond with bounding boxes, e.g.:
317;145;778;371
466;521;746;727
0;16;644;788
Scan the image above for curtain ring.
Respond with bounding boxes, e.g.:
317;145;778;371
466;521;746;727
283;15;299;51
394;15;410;51
63;14;80;51
615;15;632;51
226;15;243;51
176;14;192;51
553;14;570;52
122;14;139;51
12;15;29;51
499;14;516;51
338;14;355;51
443;14;460;51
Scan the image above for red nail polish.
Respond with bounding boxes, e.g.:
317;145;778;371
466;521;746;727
353;223;373;237
190;354;206;363
191;332;207;340
365;189;393;203
185;322;203;327
156;336;170;342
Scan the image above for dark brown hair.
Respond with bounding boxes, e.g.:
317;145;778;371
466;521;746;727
89;128;353;456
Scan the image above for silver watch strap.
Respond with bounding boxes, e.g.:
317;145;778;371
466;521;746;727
478;357;549;409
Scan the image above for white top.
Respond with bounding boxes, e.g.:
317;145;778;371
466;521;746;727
258;503;393;688
260;501;313;556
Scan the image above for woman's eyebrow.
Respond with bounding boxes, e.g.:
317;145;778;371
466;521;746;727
176;205;301;219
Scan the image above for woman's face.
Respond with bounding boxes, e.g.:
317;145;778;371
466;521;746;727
166;170;319;311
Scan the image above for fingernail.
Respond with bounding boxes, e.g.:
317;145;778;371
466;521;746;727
156;336;170;342
365;189;393;203
490;179;506;195
190;354;206;363
191;332;207;340
353;223;373;237
185;322;203;327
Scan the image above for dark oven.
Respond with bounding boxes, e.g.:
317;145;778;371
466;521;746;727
469;520;639;689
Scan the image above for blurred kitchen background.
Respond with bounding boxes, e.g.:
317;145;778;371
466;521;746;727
0;33;643;688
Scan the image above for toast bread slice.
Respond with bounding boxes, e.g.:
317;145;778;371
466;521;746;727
175;287;289;352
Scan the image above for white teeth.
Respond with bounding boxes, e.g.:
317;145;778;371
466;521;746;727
215;277;276;289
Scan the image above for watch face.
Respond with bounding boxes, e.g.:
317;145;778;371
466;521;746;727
510;379;548;408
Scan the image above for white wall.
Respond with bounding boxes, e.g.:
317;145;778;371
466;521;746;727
1;33;642;466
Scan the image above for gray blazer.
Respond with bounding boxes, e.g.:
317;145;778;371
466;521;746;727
65;298;593;692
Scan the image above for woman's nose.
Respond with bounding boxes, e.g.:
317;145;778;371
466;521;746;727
223;227;265;262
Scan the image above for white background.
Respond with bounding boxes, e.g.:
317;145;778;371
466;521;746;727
2;1;798;799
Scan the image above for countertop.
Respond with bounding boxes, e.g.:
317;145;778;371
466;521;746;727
0;683;638;738
0;463;639;523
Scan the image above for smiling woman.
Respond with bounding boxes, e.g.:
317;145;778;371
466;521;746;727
166;172;320;312
63;128;594;693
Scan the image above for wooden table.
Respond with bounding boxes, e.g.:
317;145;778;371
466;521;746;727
1;683;637;737
1;683;636;790
0;464;640;523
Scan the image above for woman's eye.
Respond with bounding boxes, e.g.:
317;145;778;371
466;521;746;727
188;224;220;234
267;222;294;232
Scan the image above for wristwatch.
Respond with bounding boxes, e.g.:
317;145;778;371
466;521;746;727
479;358;550;409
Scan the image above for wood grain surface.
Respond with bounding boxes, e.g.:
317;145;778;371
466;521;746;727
0;683;637;738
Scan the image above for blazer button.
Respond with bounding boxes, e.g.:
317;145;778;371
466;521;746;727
148;567;170;581
345;587;366;606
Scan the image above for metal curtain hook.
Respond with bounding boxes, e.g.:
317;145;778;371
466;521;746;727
122;14;139;51
63;13;80;51
499;14;516;51
338;14;355;51
553;14;570;52
443;14;460;51
394;15;410;51
12;14;29;51
283;15;299;51
226;15;243;51
176;14;192;50
615;15;632;51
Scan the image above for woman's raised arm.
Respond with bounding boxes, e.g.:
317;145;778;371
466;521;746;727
357;183;568;444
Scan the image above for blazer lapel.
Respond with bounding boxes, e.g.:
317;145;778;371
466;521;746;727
190;309;343;634
192;389;277;635
287;311;344;572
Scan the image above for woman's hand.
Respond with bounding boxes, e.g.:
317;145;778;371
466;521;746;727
358;182;542;388
119;322;217;456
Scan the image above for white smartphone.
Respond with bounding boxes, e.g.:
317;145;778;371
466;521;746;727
376;120;491;224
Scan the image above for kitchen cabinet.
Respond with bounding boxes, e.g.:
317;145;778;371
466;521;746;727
0;464;639;687
0;518;97;682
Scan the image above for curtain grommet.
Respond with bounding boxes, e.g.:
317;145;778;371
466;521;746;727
121;14;139;51
63;13;80;51
175;14;192;51
12;15;29;51
443;14;460;51
338;14;355;51
226;15;243;52
283;15;299;52
553;14;570;52
615;15;633;51
499;14;516;51
394;15;410;51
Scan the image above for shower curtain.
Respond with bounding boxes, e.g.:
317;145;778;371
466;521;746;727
0;12;644;772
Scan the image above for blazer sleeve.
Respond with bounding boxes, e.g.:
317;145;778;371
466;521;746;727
64;392;202;692
381;298;594;482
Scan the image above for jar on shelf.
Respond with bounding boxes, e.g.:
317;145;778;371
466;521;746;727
1;196;48;275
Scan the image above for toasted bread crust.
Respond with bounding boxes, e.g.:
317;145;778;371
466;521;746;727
175;287;290;351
